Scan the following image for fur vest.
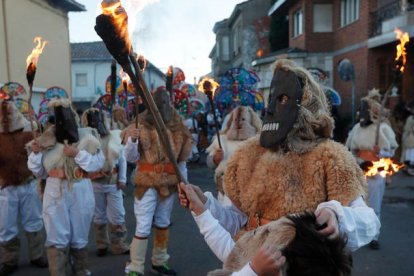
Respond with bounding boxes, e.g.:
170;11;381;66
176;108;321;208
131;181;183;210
346;122;398;154
92;130;123;184
224;136;366;236
27;126;101;181
0;131;34;188
133;117;192;199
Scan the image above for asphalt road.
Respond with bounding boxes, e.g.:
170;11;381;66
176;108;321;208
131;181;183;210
12;157;414;276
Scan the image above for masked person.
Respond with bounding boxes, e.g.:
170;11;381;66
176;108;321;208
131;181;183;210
27;99;105;276
206;106;262;205
346;89;398;250
0;100;48;276
123;87;192;276
400;100;414;175
179;59;380;275
80;108;129;257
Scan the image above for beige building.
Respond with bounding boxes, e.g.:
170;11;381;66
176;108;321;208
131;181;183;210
0;0;84;106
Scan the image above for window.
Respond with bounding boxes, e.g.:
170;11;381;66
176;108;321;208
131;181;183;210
293;9;303;37
313;4;332;32
233;26;241;56
222;36;230;61
341;0;360;27
76;73;87;87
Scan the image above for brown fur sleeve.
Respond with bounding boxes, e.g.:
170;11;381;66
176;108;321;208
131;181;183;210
177;133;192;162
322;140;367;205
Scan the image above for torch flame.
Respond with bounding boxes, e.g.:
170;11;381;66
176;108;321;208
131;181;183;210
394;29;410;73
101;2;131;53
365;158;404;178
198;77;220;97
26;37;48;69
119;68;130;84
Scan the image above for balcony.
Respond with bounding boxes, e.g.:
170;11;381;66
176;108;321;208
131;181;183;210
370;0;414;37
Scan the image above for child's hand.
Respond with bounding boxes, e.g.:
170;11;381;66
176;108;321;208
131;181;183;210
178;182;206;215
250;247;285;276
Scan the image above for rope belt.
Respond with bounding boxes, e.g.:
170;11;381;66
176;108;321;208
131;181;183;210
137;162;175;174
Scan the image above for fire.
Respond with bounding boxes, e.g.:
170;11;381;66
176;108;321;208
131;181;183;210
256;48;264;58
365;158;404;178
394;29;410;73
198;77;220;97
101;2;131;53
119;68;130;85
26;37;48;69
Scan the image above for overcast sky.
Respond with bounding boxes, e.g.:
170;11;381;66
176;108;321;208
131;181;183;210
69;0;246;82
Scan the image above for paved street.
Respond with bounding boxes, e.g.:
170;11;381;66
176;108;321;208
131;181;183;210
12;156;414;276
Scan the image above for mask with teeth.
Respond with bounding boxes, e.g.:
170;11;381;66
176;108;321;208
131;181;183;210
260;69;303;149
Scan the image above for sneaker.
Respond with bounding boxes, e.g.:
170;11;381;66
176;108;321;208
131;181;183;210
96;248;108;257
0;264;18;276
369;240;380;250
151;264;177;276
30;256;48;268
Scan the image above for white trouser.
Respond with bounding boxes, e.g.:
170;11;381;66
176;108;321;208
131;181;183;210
0;179;43;243
134;188;175;237
43;178;95;249
92;183;125;225
367;174;385;240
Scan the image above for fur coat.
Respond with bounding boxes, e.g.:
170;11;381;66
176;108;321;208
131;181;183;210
130;110;192;199
0;131;34;188
223;136;366;236
26;126;101;181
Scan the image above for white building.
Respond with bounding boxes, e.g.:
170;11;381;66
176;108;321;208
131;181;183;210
71;41;166;110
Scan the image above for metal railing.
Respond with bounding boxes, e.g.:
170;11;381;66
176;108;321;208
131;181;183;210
370;0;414;37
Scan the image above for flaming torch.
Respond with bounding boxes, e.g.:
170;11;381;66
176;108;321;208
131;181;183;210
365;158;404;178
26;36;47;138
95;0;187;184
199;78;222;148
375;29;410;146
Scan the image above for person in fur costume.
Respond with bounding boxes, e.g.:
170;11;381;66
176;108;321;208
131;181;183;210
123;87;192;276
0;99;48;276
27;98;105;276
346;89;398;250
400;99;414;175
206;106;262;205
80;108;129;257
180;59;379;275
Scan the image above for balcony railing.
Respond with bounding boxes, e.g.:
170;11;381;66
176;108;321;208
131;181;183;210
370;0;414;37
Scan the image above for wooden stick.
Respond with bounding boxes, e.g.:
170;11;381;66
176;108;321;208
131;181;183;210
27;83;37;139
207;94;222;149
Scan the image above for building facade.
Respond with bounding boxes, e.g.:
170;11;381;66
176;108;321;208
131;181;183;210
0;0;85;108
209;0;273;77
71;41;166;110
256;0;413;121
